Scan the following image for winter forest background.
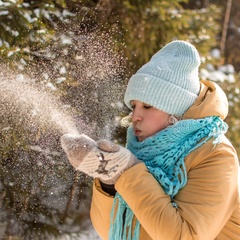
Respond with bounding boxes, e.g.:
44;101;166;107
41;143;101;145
0;0;240;239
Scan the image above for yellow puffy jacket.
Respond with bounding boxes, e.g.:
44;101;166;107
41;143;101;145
90;80;240;240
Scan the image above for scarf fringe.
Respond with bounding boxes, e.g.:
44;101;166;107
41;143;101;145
109;195;140;240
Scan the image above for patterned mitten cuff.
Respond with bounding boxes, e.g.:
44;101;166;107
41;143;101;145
61;134;140;184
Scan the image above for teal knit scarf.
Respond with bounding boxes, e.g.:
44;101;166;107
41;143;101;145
109;116;228;240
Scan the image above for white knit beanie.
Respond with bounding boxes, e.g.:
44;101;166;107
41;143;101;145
124;40;201;117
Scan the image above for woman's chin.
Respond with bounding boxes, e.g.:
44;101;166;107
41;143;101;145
137;136;145;142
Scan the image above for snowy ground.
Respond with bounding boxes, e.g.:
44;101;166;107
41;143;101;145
78;229;101;240
0;222;102;240
58;223;102;240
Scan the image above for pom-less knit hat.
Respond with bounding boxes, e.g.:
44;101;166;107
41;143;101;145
124;40;201;117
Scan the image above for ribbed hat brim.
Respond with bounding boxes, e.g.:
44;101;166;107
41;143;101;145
124;73;198;116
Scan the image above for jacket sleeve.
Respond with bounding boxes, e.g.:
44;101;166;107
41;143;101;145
115;138;239;240
90;179;114;240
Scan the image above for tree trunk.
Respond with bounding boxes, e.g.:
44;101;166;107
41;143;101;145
201;0;209;8
60;171;80;223
220;0;233;58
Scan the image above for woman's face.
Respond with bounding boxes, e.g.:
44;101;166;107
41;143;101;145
130;100;170;142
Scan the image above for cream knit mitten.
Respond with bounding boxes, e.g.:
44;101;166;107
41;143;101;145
61;134;139;184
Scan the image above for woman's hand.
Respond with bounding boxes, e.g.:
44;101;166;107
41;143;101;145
61;134;140;184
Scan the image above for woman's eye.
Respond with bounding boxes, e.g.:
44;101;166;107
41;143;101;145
144;105;152;109
130;105;135;110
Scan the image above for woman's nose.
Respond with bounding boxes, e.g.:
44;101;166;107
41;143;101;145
131;110;142;122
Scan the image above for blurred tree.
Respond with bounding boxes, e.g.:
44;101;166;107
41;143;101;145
92;0;221;71
0;67;93;239
0;0;222;73
0;1;93;238
210;0;240;71
195;0;240;156
0;0;73;67
219;76;240;157
224;0;240;71
220;0;232;55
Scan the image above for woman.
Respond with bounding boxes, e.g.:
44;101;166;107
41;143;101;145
61;40;240;239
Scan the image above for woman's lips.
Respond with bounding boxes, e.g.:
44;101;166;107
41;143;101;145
134;128;141;136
